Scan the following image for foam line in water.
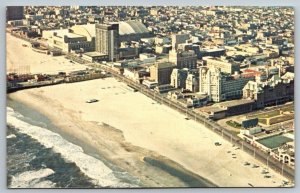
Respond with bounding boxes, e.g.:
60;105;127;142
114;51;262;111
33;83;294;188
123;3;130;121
10;168;55;188
7;107;131;188
7;134;16;139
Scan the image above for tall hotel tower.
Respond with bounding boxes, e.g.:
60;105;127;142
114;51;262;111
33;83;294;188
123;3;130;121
95;23;119;61
6;6;24;21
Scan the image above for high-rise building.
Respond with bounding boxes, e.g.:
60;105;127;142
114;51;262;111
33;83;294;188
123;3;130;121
149;62;175;85
186;73;199;92
6;6;24;21
170;68;188;89
171;34;189;50
95;23;119;61
169;49;197;69
204;57;240;74
199;67;254;102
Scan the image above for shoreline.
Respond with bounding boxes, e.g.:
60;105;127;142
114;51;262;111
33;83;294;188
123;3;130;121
6;78;290;187
7;95;216;187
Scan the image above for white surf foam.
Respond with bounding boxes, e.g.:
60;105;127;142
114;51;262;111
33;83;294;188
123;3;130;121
10;168;55;188
7;134;16;139
30;180;56;188
7;107;131;188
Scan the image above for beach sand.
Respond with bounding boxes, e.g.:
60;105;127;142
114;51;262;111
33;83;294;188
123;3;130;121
6;33;290;187
6;33;87;75
8;78;290;187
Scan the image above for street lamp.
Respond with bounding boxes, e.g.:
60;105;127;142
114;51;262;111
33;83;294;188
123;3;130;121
185;107;188;117
267;155;270;171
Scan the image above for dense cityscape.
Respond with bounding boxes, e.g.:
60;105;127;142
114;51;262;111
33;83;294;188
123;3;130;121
6;6;294;188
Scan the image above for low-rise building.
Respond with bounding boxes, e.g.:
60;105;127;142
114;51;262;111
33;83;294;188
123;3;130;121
82;52;108;62
243;75;294;108
217;99;256;116
154;84;176;93
186;95;208;108
142;79;158;89
43;24;95;53
273;142;295;166
139;53;156;64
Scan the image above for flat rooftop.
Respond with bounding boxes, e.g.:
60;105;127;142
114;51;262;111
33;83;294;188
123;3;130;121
257;134;293;149
199;106;226;113
49;29;85;39
83;52;108;57
218;99;255;108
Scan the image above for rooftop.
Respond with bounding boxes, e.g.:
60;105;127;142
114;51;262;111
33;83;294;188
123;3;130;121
257;134;293;149
199;106;226;113
153;62;175;69
83;52;107;57
218;99;256;108
119;20;149;35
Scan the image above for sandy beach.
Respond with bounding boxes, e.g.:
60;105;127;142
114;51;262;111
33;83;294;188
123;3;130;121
6;33;87;75
8;78;290;187
6;33;290;187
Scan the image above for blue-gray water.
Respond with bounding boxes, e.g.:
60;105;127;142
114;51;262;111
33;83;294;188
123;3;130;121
7;97;214;188
6;98;140;188
7;125;96;188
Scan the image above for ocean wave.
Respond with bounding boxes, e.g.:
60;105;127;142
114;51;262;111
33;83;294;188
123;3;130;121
7;134;16;139
10;168;55;188
7;107;131;188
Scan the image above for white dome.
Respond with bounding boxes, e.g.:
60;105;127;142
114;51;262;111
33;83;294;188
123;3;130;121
119;20;149;35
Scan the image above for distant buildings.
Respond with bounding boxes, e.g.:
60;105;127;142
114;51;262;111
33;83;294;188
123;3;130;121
6;6;24;21
198;48;226;59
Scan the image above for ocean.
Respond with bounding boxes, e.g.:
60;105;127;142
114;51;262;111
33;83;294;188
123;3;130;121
6;99;140;188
